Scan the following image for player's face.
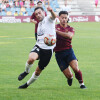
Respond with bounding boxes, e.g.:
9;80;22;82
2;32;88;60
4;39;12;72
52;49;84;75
35;9;45;21
59;14;68;25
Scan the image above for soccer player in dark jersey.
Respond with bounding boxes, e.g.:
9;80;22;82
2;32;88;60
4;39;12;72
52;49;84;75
30;1;47;40
54;11;86;89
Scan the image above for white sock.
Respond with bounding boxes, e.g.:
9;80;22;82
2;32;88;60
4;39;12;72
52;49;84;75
71;76;73;79
27;72;39;86
80;83;84;86
25;62;33;73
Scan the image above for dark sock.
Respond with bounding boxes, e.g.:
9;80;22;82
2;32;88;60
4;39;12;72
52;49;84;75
75;70;83;84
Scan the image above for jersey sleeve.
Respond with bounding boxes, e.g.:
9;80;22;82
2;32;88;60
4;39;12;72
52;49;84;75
30;13;36;19
46;16;55;23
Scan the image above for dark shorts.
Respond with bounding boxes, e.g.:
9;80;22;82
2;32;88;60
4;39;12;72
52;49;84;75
55;48;77;71
31;45;53;70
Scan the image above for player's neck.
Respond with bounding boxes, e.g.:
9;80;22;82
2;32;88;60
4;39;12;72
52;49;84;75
60;23;68;28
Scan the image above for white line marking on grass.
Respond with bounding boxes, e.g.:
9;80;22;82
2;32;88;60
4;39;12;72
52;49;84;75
0;42;15;44
23;37;35;39
8;37;35;39
0;37;35;40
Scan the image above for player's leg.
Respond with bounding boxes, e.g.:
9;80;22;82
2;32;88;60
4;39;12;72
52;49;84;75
26;49;52;86
62;67;73;86
18;45;39;81
18;52;38;81
55;51;73;86
18;66;42;89
63;67;73;79
18;49;53;89
69;60;86;89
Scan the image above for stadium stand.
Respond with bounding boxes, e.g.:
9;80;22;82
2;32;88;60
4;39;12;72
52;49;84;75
57;0;100;15
0;0;100;16
0;0;60;16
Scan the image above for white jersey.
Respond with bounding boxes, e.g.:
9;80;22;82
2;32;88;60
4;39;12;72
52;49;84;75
36;16;56;50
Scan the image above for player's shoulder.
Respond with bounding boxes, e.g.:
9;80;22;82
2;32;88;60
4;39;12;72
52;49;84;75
67;25;72;28
67;25;74;29
56;24;60;28
43;16;49;22
45;15;55;23
56;24;61;30
67;25;75;32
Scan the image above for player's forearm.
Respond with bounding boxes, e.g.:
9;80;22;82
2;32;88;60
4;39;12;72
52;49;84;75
56;30;73;39
47;6;56;20
50;10;57;20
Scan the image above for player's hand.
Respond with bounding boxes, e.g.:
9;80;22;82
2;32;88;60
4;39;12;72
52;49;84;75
56;30;59;34
32;20;37;24
47;6;53;12
65;29;68;33
34;21;37;24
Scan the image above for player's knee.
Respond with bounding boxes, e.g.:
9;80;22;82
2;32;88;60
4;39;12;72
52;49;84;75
35;67;42;76
69;73;73;78
67;72;73;79
28;58;36;64
73;67;79;73
35;70;41;76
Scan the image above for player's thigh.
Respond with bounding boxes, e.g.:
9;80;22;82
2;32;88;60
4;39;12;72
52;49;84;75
28;52;39;62
55;52;69;71
38;49;52;70
63;67;73;79
28;45;40;62
69;60;79;72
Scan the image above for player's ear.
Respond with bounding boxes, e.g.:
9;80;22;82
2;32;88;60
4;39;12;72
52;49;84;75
67;15;69;23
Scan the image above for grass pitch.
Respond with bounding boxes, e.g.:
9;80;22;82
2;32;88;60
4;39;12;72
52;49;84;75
0;22;100;100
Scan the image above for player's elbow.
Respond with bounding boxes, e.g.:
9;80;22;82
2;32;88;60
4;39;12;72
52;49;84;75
69;34;74;39
65;35;72;39
69;36;72;39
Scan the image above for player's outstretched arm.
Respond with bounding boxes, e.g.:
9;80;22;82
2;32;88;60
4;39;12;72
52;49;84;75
47;6;56;20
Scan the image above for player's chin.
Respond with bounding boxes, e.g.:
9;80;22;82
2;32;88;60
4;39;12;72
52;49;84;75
63;22;66;24
62;23;66;26
38;17;43;21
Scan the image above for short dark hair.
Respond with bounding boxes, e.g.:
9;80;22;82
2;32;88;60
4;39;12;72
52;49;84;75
59;11;69;23
34;7;44;12
59;11;68;16
37;1;42;4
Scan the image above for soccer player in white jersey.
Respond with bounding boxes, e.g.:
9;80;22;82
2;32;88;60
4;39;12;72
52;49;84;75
18;6;56;89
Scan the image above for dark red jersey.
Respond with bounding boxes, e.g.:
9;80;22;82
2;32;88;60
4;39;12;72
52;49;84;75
54;24;75;52
30;13;39;33
30;12;47;33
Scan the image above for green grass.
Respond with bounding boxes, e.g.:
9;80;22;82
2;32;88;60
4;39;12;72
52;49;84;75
0;22;100;100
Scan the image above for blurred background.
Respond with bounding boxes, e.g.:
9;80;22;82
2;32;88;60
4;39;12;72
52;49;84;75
0;0;100;23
